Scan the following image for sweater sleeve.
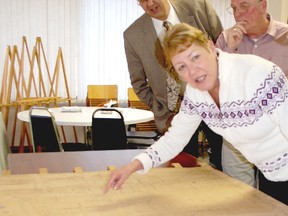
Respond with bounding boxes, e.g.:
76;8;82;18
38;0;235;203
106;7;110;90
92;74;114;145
260;65;288;140
133;93;203;173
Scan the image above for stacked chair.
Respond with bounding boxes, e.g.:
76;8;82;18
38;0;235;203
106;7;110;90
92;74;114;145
29;107;91;152
126;87;161;148
85;84;118;144
86;85;118;107
91;108;130;150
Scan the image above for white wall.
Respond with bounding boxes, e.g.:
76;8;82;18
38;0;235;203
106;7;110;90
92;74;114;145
268;0;288;23
210;0;235;28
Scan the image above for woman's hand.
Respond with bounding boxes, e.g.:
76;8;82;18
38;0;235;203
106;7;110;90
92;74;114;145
104;159;144;193
224;21;247;51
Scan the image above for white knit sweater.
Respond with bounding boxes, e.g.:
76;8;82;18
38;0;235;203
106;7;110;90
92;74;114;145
135;49;288;182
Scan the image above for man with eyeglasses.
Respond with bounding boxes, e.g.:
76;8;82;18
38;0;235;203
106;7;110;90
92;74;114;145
216;0;288;197
217;0;288;76
124;0;223;170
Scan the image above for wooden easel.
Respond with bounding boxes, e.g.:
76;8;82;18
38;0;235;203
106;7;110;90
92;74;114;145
0;36;78;152
0;46;13;126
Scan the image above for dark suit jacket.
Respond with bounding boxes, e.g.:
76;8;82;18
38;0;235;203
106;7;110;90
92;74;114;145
124;0;223;133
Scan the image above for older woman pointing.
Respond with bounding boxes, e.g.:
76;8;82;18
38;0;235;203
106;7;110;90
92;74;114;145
104;23;288;205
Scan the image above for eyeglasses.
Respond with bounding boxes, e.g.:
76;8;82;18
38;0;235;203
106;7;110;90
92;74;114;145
227;0;262;14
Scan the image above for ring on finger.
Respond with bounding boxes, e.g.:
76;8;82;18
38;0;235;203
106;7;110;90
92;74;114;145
233;27;237;31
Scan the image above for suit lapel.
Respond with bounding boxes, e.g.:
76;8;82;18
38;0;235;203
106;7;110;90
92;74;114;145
141;16;166;68
139;16;167;98
171;0;198;27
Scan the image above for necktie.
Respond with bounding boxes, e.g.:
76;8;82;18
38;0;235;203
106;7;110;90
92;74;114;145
162;21;182;113
163;21;173;32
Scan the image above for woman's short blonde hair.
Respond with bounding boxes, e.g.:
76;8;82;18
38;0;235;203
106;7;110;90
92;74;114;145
163;23;209;66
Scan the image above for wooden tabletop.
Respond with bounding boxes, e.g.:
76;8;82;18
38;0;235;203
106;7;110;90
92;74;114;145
0;163;287;215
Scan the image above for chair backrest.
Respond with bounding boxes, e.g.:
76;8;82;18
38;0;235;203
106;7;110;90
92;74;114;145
87;85;118;107
127;87;158;132
29;107;64;152
91;108;127;150
127;87;149;110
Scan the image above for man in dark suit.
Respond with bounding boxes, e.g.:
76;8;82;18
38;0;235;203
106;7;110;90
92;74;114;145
124;0;223;169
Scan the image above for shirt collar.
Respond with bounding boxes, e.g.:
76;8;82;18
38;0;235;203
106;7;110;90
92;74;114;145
152;1;180;37
265;14;277;38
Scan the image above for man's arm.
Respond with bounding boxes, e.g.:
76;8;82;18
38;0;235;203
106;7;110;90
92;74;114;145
124;33;153;107
202;0;224;43
124;32;172;133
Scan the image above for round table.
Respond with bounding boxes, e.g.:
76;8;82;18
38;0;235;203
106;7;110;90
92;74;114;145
17;107;154;126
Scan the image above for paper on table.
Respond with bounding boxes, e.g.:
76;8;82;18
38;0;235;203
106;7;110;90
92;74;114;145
104;100;117;107
61;106;82;112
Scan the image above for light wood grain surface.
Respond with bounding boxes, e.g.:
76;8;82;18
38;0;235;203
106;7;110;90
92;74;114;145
0;164;287;215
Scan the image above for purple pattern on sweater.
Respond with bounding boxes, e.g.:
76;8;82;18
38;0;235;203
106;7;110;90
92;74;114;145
256;152;288;173
181;66;288;128
145;147;161;168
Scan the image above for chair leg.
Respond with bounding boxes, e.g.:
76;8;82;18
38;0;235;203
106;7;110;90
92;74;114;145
198;130;204;158
86;126;92;145
37;146;42;153
127;124;136;131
